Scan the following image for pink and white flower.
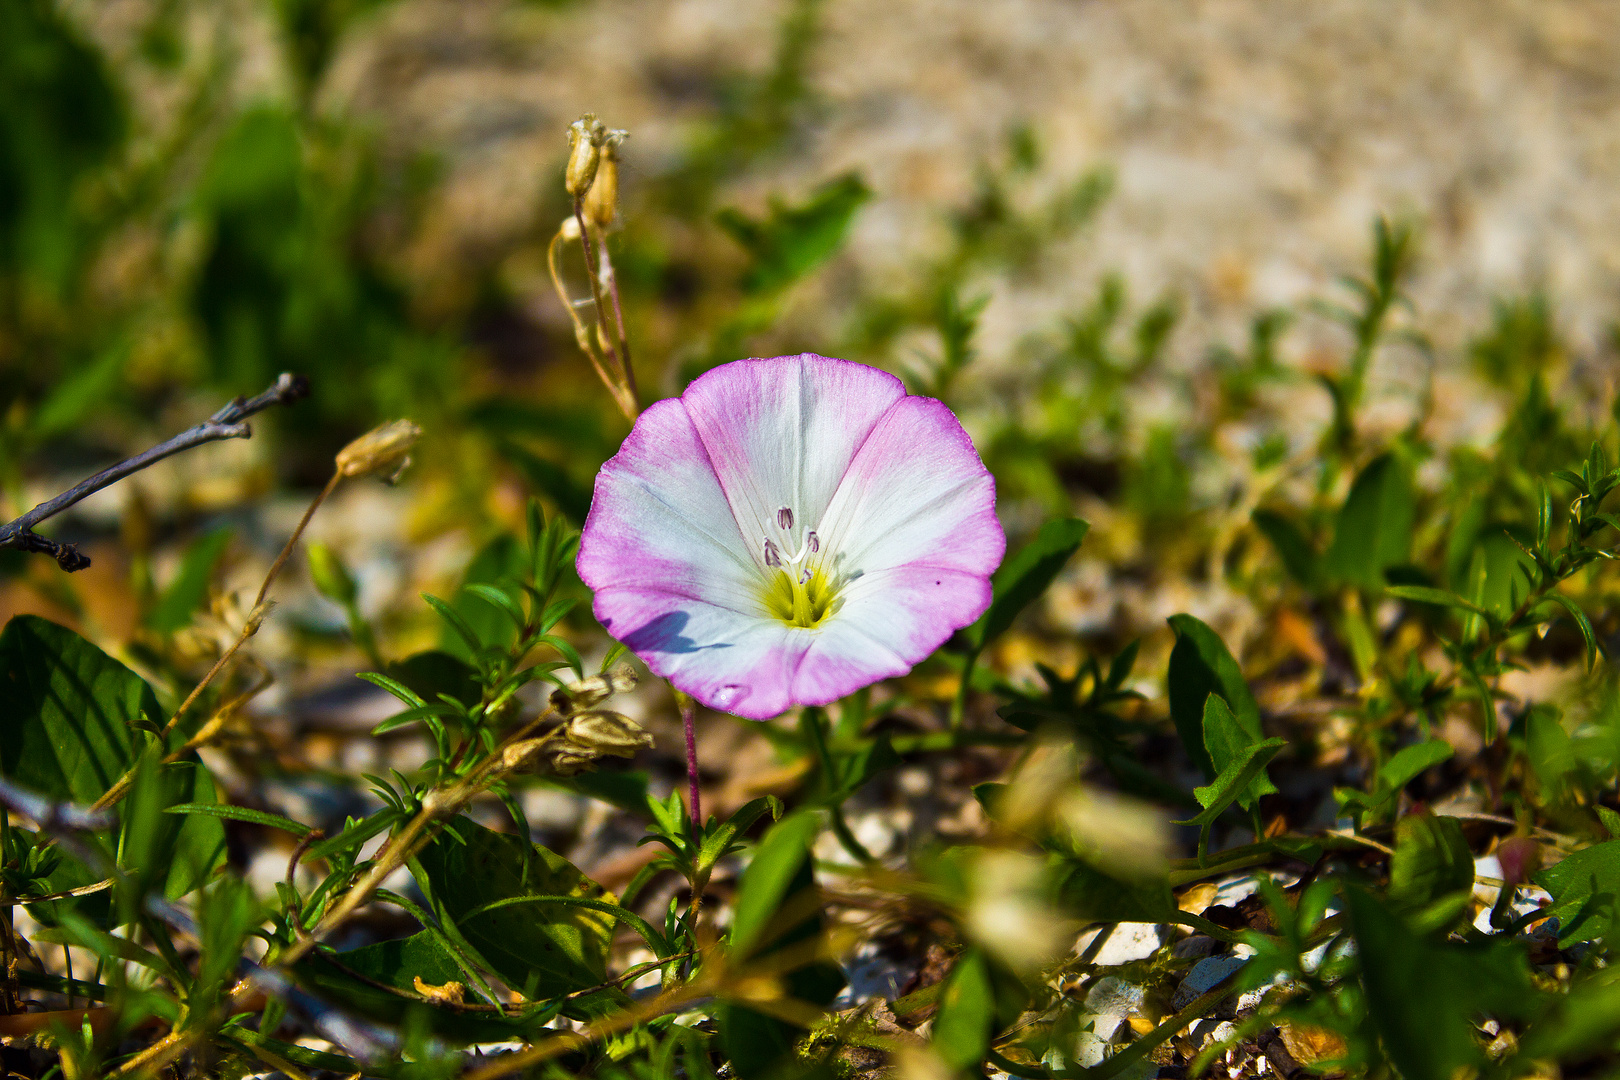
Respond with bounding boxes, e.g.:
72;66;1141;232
577;354;1005;720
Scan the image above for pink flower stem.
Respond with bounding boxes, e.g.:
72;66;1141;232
680;695;702;830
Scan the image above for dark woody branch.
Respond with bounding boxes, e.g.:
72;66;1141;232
0;373;310;572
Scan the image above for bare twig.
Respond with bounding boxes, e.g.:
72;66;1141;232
0;373;309;572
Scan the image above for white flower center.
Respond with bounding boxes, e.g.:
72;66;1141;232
759;505;838;628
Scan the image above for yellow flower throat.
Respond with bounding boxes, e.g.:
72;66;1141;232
762;565;837;629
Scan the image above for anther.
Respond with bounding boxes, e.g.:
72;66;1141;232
806;531;819;553
764;539;782;567
777;507;794;530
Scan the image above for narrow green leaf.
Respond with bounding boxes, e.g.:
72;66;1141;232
1536;592;1598;669
164;803;313;838
1377;740;1454;793
463;582;528;630
147;527;233;634
1384;584;1491;616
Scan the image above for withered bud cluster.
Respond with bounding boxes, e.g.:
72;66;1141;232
565;114;628;230
502;666;649;777
336;419;423;481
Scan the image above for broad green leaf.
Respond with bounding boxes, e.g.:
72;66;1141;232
1387;813;1474;929
0;615;226;903
968;518;1089;649
1520;965;1620;1063
385;650;481;710
1252;508;1321;590
1525;706;1577;793
411;816;614;1004
1474;529;1537;620
933;948;994;1072
1535;840;1620;945
1202;693;1277;811
1346;887;1536;1080
1166;613;1262;778
1177;738;1286;830
147;526;233;634
1379;740;1454;792
1326;452;1415;590
296;929;562;1043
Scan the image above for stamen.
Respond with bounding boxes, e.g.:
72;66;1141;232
764;539;782;567
806;530;819;553
777;507;795;530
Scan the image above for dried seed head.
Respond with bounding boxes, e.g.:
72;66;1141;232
413;977;466;1005
581;129;627;231
564;710;654;755
335;419;422;480
550;665;638;714
565;115;607;198
502;737;552;773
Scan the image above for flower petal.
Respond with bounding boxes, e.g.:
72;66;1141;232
589;588;810;720
577;397;763;614
816;396;1005;578
681;354;907;559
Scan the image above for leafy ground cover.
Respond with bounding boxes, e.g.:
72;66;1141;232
5;2;1620;1078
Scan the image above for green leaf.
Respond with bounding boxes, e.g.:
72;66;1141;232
0;616;225;902
1252;508;1321;589
383;651;480;710
1346;886;1536;1080
1327;452;1415;590
719;811;844;1080
1379;739;1454;792
441;534;528;659
1177;738;1286;829
1520;966;1620;1063
1535;840;1620;945
296;929;562;1043
1387;813;1474;928
1384;584;1490;617
1536;592;1598;669
933;948;994;1072
164;803;313;838
969;518;1089;649
411;817;615;1006
717;173;871;295
1166;613;1262;778
147;527;233;634
1201;694;1277;811
1048;852;1173;923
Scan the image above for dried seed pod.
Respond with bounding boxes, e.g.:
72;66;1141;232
563;710;654;756
551;665;638;713
565;115;607;198
335;419;422;480
582;129;628;231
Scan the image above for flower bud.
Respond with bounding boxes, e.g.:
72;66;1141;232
335;419;422;480
306;542;357;606
581;130;627;231
565;115;606;199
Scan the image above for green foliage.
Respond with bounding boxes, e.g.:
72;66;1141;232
1166;613;1262;778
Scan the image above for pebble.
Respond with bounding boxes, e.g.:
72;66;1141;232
1172;934;1220;960
1173;956;1250;1009
1076;922;1164;965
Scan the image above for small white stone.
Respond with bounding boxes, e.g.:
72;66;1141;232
1075;922;1164;965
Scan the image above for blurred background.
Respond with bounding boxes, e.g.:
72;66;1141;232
3;0;1619;761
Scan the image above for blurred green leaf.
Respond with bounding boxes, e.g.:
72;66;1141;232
717;172;870;295
1346;886;1536;1080
1387;813;1473;931
1327;452;1415;590
933;948;994;1072
969;518;1089;650
147;527;233;634
1166;613;1262;778
1252;508;1321;590
385;650;481;710
1048;852;1173;924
